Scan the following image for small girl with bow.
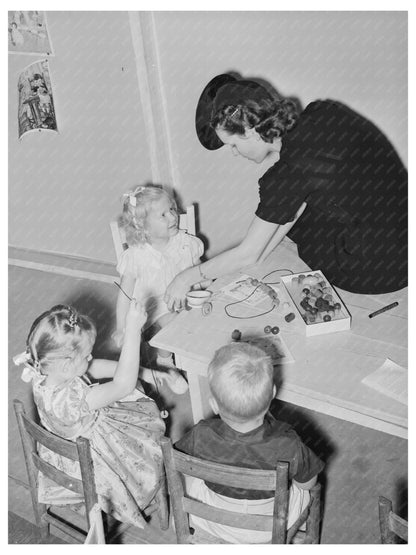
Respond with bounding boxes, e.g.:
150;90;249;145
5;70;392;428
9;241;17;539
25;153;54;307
14;300;165;528
113;184;205;394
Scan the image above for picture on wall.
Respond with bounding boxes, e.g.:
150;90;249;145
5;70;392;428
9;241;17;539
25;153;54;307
18;59;58;139
8;11;53;55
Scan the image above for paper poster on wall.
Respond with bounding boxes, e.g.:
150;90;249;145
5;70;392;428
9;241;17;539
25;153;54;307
18;59;58;139
8;11;53;55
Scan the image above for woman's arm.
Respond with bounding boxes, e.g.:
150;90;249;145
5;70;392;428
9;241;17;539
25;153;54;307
258;202;307;262
86;299;145;410
164;216;279;311
113;273;136;347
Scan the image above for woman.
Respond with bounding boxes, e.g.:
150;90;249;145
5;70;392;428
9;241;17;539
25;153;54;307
165;73;407;310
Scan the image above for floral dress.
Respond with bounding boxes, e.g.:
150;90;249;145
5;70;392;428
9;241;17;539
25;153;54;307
32;374;165;528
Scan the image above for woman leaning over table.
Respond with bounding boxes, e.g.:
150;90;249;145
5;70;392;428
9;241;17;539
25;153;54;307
165;74;407;311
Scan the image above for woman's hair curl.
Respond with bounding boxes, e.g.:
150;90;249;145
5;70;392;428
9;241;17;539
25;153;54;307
211;98;299;143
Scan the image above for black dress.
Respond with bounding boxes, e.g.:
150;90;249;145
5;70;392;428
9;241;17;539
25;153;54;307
255;100;407;294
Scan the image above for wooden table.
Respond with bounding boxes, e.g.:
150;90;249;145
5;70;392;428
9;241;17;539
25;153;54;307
150;239;408;438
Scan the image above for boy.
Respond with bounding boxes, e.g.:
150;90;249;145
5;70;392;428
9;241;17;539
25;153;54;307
175;342;324;543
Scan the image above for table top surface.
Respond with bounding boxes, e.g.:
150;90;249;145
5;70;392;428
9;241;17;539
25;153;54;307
151;239;408;432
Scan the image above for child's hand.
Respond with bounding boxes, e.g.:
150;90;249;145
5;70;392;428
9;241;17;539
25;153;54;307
111;329;125;349
125;298;147;331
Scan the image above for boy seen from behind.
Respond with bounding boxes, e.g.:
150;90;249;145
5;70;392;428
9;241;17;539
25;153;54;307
175;342;324;543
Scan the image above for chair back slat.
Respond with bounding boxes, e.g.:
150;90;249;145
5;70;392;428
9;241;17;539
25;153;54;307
160;437;311;544
183;497;274;531
174;451;278;491
32;454;84;495
389;513;408;542
21;414;79;460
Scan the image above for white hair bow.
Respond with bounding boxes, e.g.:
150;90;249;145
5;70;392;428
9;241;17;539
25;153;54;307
13;351;41;383
122;186;146;207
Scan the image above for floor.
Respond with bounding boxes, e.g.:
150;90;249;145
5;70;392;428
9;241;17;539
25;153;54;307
8;264;408;544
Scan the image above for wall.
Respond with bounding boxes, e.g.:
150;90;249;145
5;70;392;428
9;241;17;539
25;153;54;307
8;11;152;262
9;11;407;262
153;11;407;256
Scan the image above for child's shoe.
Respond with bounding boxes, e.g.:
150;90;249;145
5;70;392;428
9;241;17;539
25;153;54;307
156;354;189;395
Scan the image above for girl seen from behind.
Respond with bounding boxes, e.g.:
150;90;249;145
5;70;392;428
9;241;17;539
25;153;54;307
14;300;165;528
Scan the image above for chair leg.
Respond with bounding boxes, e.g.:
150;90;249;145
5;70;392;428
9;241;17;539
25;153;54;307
305;484;321;544
378;496;396;544
155;477;169;531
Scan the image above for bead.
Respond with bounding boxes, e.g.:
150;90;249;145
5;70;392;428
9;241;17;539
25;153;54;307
282;301;290;310
160;410;169;419
251;278;259;286
323;315;331;322
302;288;310;295
264;325;272;334
308;314;316;323
285;312;296;322
303;276;319;286
271;326;280;335
318;280;326;288
334;303;341;310
231;329;242;341
202;302;213;316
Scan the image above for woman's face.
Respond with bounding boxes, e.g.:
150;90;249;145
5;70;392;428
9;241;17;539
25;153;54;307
215;127;275;164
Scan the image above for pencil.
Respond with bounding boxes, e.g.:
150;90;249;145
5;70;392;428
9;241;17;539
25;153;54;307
368;301;399;319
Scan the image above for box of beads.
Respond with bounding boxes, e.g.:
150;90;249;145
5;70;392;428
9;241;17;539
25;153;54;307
281;270;351;336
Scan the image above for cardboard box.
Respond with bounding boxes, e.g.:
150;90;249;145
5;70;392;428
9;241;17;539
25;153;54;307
281;270;351;336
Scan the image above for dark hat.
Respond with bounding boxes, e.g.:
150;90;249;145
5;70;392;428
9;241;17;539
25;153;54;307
195;73;273;150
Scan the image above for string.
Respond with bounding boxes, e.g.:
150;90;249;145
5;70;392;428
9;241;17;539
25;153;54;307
114;281;132;301
224;268;293;319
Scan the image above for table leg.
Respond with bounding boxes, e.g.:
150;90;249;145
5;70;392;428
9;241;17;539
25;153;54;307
175;354;212;424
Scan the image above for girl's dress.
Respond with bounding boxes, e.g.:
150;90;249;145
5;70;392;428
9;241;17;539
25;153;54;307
32;373;165;528
117;230;204;328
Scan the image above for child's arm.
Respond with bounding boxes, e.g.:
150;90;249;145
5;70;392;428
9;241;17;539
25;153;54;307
86;299;146;410
293;474;318;490
87;359;117;379
112;273;136;348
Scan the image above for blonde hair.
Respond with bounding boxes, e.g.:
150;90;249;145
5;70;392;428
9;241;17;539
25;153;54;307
26;305;96;374
118;183;178;246
207;342;274;422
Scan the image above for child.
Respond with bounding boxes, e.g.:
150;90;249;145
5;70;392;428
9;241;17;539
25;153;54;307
175;342;324;543
113;184;204;393
14;300;165;528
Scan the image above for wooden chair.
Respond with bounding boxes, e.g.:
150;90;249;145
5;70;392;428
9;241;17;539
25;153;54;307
378;496;408;544
14;398;100;542
13;399;169;543
110;204;196;263
161;437;321;544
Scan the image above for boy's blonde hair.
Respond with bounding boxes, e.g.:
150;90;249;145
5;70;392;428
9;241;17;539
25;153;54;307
26;305;96;374
207;342;274;422
118;183;178;246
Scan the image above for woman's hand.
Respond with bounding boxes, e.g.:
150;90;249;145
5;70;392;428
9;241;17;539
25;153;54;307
164;271;192;312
